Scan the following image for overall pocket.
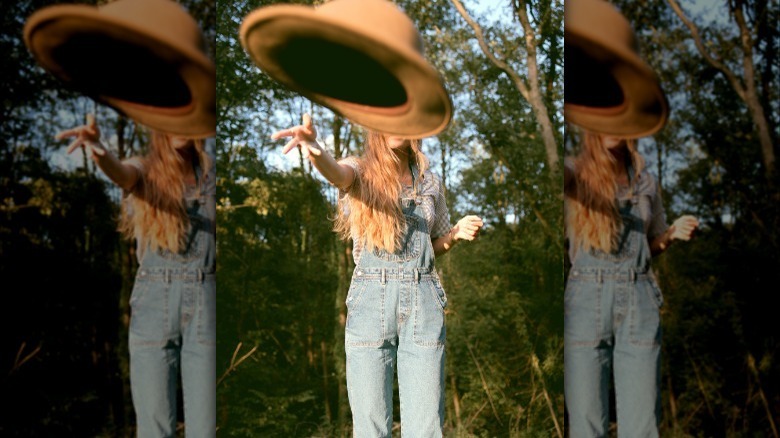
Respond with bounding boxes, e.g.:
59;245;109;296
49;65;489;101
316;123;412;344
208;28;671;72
629;280;662;347
413;280;446;348
564;278;603;347
129;278;170;346
196;279;216;346
345;281;384;347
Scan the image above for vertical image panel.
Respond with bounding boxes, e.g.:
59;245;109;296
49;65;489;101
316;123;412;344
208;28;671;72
1;0;216;436
563;0;779;435
216;0;564;436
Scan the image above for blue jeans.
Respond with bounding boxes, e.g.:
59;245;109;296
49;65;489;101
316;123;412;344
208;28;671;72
346;268;446;437
129;268;216;438
564;268;662;437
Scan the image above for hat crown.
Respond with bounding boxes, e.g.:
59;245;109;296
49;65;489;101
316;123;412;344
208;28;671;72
315;0;424;54
100;0;204;50
565;0;636;52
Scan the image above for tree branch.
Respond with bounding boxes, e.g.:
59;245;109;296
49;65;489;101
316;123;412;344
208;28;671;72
666;0;747;101
449;0;531;101
450;0;560;172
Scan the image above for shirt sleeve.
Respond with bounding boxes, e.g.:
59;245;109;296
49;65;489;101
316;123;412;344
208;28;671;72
336;156;360;198
429;172;451;240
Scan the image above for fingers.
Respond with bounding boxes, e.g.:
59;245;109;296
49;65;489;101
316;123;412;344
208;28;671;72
460;215;484;228
88;142;106;157
302;113;316;137
66;138;83;155
455;218;484;242
282;138;299;155
677;215;699;226
86;114;98;135
672;216;700;241
271;128;296;140
55;127;83;140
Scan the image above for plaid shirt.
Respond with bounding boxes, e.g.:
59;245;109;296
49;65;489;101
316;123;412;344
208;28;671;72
338;156;451;266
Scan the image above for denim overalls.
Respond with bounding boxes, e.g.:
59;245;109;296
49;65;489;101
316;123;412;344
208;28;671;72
564;170;664;437
128;158;216;438
345;183;448;437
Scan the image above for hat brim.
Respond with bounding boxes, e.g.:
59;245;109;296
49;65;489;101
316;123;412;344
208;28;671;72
240;5;452;138
564;30;669;138
24;5;216;138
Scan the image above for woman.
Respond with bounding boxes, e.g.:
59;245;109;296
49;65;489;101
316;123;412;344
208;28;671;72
272;114;483;436
56;115;216;438
563;132;698;436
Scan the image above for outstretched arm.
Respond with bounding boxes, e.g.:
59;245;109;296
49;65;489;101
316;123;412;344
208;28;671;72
56;114;140;192
272;113;355;190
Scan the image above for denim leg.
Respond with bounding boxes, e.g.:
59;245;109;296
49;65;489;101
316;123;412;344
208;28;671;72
565;278;611;437
397;281;445;438
613;343;660;438
181;281;216;438
129;279;180;438
129;341;180;438
346;344;396;437
613;280;661;438
346;281;396;437
565;343;611;438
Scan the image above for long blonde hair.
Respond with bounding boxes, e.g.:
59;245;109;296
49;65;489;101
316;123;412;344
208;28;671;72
119;132;210;256
334;131;429;253
565;132;644;253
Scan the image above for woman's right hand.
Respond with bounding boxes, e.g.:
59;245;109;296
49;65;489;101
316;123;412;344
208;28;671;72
271;113;323;159
55;114;107;160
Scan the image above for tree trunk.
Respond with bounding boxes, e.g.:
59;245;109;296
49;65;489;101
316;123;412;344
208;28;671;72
667;0;776;178
449;0;560;175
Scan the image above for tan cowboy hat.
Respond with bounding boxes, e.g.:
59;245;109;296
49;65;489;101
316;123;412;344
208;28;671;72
24;0;216;138
240;0;453;138
564;0;669;138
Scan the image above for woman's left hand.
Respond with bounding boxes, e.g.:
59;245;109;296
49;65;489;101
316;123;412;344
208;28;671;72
452;215;484;242
669;215;699;242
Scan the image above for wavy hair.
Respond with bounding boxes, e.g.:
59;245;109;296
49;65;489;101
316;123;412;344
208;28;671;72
565;132;644;253
333;131;429;253
119;132;210;257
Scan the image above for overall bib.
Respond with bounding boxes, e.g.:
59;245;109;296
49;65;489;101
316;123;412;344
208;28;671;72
128;161;216;438
565;176;663;437
345;194;447;437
